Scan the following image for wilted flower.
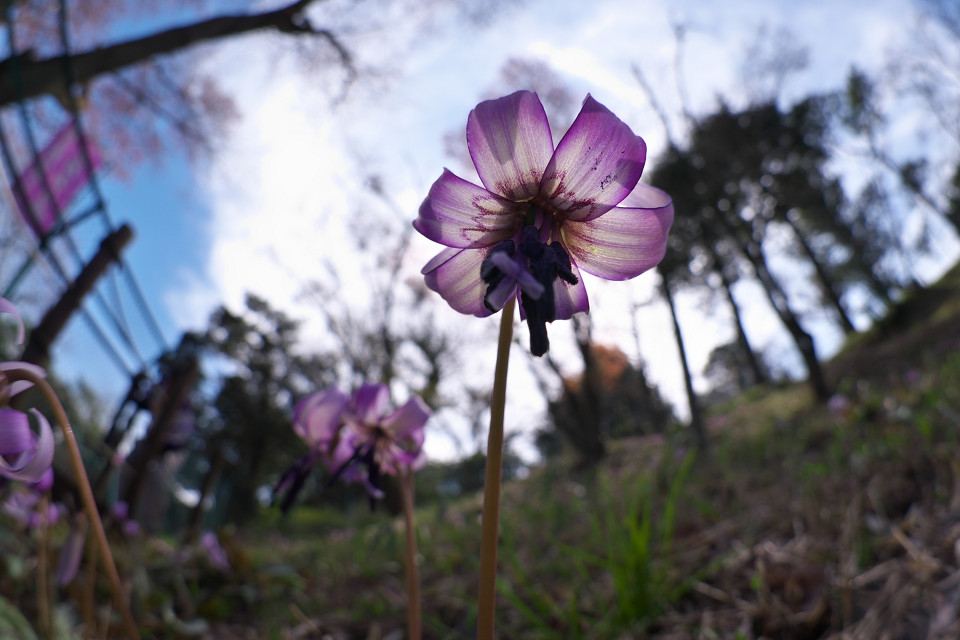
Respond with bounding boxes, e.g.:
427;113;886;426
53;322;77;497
414;90;673;355
0;297;54;484
279;383;429;507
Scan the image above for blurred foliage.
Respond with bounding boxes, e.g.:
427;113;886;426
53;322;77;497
544;343;674;462
172;293;337;527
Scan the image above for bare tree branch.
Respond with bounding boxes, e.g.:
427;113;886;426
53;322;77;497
0;0;353;107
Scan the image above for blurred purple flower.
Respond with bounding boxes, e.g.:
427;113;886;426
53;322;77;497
110;500;130;521
0;298;54;485
903;369;922;387
200;531;231;573
108;500;141;537
2;484;63;529
122;519;141;537
278;384;429;507
57;520;87;586
292;387;350;451
828;394;852;419
0;407;55;483
414;91;673;355
329;383;429;498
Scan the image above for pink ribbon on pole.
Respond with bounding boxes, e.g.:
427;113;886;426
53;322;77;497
13;122;102;237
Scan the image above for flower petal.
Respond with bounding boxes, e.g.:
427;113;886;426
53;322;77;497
351;383;389;426
540;95;647;222
0;361;46;397
0;409;55;483
552;260;590;320
467;90;555;201
483;250;543;312
0;409;33;455
325;429;361;474
414;170;526;249
293;388;349;448
0;297;24;344
561;184;674;280
57;525;87;586
518;259;589;321
381;443;421;474
422;247;495;317
32;467;54;492
3;491;38;526
381;395;429;450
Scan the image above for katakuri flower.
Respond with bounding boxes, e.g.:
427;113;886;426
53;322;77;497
414;90;673;355
328;383;429;496
0;297;54;484
278;384;429;507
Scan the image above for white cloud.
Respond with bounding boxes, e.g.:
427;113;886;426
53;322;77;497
165;0;934;461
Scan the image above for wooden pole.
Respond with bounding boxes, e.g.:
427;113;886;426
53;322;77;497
20;223;133;368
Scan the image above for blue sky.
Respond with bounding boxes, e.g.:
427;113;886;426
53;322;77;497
13;0;957;460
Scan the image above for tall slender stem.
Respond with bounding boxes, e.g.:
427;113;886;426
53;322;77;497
399;466;421;640
37;494;51;640
11;367;140;640
477;297;515;640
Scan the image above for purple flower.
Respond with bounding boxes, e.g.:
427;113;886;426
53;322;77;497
57;520;86;586
107;500;140;536
414;91;673;355
292;387;350;451
828;394;852;419
200;531;231;573
0;402;54;486
280;384;430;506
2;484;63;528
0;298;54;484
330;384;429;495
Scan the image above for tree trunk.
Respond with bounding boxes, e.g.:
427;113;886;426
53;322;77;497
183;444;226;544
0;1;339;107
122;356;199;528
828;201;895;313
660;273;706;451
742;238;831;401
781;214;857;334
567;315;606;466
707;245;768;386
20;224;133;369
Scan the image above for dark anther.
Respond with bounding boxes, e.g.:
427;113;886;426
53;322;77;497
478;227;580;357
480;239;518;313
517;226;579;357
480;239;516;284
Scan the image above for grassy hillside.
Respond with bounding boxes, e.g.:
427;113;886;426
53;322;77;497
186;264;960;638
164;261;956;639
9;263;960;639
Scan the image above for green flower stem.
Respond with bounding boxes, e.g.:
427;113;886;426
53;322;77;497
477;296;515;640
400;466;421;640
13;367;140;640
